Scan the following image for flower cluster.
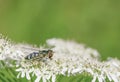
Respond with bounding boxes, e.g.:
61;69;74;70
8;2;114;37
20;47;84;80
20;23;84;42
0;34;120;82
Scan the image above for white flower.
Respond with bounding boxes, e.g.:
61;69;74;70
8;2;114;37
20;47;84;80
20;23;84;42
0;34;120;82
16;67;33;80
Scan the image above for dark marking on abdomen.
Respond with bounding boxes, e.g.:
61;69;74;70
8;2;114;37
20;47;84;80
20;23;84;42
25;52;39;60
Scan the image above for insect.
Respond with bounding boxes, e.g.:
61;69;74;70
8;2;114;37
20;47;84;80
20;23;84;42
25;49;53;61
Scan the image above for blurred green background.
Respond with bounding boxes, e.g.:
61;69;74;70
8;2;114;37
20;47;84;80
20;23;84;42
0;0;120;60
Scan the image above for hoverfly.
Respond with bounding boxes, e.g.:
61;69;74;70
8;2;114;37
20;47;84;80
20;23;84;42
24;49;53;61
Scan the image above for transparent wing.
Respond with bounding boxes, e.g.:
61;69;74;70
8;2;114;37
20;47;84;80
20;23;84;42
14;44;42;55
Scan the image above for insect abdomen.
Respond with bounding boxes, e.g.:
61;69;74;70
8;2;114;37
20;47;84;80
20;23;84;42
25;52;39;60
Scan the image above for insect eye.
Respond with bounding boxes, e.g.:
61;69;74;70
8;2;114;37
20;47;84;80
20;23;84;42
48;50;53;58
